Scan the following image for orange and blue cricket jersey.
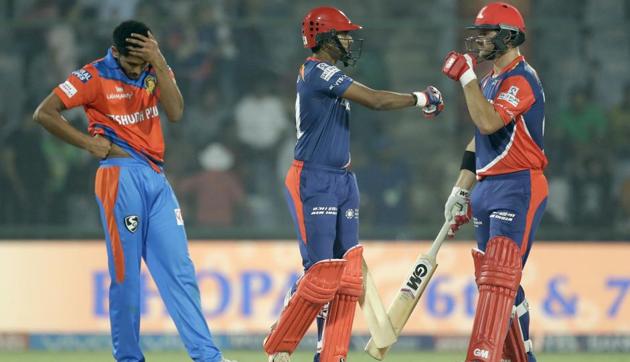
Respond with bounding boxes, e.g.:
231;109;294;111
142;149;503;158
55;49;223;362
471;55;548;261
472;56;548;360
285;57;359;270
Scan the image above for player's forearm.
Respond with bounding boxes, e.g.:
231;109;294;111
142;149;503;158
462;82;504;135
369;90;416;110
33;108;91;150
153;63;184;122
454;169;476;190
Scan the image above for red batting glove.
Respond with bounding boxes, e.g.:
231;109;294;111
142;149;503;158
442;51;477;87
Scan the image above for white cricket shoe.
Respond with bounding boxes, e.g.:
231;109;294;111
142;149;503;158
268;352;291;362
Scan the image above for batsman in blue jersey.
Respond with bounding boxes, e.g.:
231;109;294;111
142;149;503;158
263;6;445;362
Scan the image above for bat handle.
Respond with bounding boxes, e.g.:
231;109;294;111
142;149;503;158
427;221;450;259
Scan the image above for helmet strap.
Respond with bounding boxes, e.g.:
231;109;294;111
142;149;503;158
315;30;361;67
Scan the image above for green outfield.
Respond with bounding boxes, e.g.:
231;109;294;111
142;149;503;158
0;351;629;362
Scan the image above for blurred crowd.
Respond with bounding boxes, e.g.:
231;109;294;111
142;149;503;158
0;0;629;239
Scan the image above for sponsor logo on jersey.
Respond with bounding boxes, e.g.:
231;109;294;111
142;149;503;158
107;105;159;126
497;85;520;107
71;69;92;83
106;92;133;100
144;75;156;95
329;74;349;90
316;62;341;81
174;208;184;225
124;215;139;233
59;81;77;98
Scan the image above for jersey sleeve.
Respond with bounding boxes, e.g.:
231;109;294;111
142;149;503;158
493;75;535;125
310;62;354;98
53;67;99;109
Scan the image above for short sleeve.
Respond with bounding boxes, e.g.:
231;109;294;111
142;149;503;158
53;67;98;109
493;75;535;125
310;62;354;98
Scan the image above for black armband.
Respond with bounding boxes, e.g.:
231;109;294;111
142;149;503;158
460;150;476;173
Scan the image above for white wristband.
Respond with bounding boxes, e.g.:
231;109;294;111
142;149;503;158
459;69;477;88
412;91;428;107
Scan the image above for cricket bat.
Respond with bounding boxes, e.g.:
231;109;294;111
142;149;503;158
365;221;451;360
359;256;397;348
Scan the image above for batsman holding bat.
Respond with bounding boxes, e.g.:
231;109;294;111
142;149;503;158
442;3;547;362
263;6;445;362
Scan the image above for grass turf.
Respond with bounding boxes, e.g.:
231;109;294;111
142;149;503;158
0;351;629;362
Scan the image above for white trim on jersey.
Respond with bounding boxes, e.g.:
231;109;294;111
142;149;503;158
477;116;519;174
295;93;304;139
521;114;546;155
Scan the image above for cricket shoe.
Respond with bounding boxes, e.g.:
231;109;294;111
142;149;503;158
268;352;290;362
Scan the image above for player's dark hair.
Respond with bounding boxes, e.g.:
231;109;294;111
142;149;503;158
113;20;151;56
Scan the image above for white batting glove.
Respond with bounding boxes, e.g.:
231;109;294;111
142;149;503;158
444;186;472;237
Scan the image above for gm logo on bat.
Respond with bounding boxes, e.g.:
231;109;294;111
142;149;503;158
401;259;431;299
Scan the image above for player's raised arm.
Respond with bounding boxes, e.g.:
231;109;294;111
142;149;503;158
342;81;444;117
442;52;504;134
33;91;112;159
126;31;184;122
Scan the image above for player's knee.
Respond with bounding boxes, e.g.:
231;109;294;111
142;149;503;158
478;236;522;290
338;245;363;297
297;259;346;304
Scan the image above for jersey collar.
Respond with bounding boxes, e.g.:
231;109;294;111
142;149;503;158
103;48;121;69
306;56;333;65
492;55;524;77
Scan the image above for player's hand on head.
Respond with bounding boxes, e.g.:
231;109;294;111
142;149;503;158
126;31;166;67
444;186;472;238
421;85;444;119
442;51;477;87
87;134;112;159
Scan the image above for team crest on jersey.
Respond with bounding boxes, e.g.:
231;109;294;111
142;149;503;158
497;85;520;107
124;215;139;233
71;69;92;83
345;208;359;219
144;75;156;95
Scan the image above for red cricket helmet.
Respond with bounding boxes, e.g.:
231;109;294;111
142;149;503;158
465;2;526;61
469;2;526;33
301;6;362;49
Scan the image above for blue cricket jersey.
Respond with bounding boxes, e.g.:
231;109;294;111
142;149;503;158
294;57;354;168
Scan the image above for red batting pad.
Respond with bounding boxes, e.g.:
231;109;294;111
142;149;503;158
263;259;346;355
320;245;364;362
502;311;528;362
465;237;522;362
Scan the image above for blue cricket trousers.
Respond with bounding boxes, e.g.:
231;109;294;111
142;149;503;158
94;157;222;362
284;160;360;270
471;168;548;361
